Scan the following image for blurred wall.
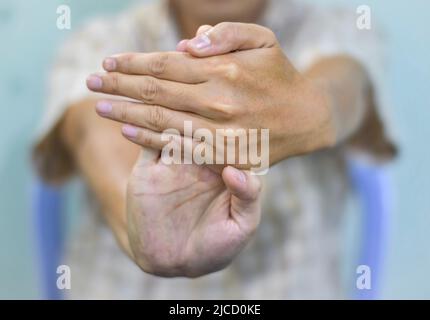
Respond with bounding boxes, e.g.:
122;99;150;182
313;0;430;299
0;0;428;299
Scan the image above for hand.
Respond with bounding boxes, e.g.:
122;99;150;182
87;22;335;169
126;148;262;277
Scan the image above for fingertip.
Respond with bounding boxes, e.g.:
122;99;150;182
86;74;103;90
122;124;139;139
187;32;212;54
176;39;189;52
95;100;112;116
223;167;261;203
222;166;246;189
102;57;117;71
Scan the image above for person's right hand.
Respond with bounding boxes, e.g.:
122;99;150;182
126;148;262;277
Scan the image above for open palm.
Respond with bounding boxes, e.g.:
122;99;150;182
126;149;262;277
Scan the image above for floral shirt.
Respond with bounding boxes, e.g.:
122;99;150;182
34;0;395;299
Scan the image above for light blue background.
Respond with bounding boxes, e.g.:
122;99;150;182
0;0;428;299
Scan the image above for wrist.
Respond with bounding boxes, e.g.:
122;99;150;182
304;76;337;151
277;76;336;160
316;81;337;148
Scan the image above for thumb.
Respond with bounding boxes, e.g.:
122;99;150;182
222;166;262;223
186;22;278;57
128;148;160;195
196;24;213;36
175;25;213;52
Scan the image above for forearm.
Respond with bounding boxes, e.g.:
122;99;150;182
61;98;139;258
304;55;371;146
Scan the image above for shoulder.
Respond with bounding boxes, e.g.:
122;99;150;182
59;1;164;56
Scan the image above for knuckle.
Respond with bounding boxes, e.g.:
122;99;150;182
211;57;242;82
148;106;166;131
121;53;135;62
197;24;211;35
139;77;159;102
149;53;168;76
220;106;237;120
118;102;129;122
208;101;236;120
121;53;136;72
140;132;153;146
219;22;238;43
109;73;120;93
221;61;241;82
217;22;234;34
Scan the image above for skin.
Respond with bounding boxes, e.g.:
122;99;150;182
89;26;330;168
169;0;268;38
126;151;261;277
60;0;376;277
88;23;370;168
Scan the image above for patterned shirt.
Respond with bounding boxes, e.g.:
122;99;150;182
34;0;395;299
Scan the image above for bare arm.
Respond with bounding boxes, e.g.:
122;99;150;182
60;98;139;257
305;55;396;158
304;56;371;147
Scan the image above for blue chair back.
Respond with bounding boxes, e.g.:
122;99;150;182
347;157;392;299
32;157;393;300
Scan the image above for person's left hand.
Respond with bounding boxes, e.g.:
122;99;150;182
126;148;262;277
87;22;335;167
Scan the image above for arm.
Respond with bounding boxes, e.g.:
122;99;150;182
304;55;372;147
182;23;386;154
86;23;392;170
305;55;396;158
59;99;263;277
60;98;139;257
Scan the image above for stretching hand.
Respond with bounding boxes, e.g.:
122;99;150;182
87;22;335;169
84;22;374;277
126;149;261;277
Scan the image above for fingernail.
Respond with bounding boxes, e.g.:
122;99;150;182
95;101;112;115
86;75;103;90
234;168;247;184
103;57;117;71
189;33;211;50
122;125;138;138
176;39;189;52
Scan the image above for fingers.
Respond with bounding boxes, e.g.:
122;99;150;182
122;125;171;150
121;124;198;160
176;25;212;52
95;100;211;134
102;52;208;83
222;166;262;227
222;166;261;203
186;22;278;57
87;72;210;116
176;40;189;52
196;24;213;36
121;124;201;165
